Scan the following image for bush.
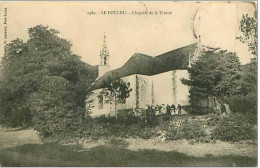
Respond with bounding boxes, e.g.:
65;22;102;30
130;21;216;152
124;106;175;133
94;115;141;126
206;114;223;126
138;127;157;139
165;119;206;140
185;105;214;115
43;112;256;144
228;95;257;116
79;116;153;140
49;115;209;142
211;113;256;142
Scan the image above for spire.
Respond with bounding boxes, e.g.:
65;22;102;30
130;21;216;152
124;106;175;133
102;32;108;51
100;32;109;66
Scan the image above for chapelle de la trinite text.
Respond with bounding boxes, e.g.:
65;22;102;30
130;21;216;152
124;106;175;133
86;10;173;15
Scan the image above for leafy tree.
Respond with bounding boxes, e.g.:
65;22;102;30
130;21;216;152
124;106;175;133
184;10;257;115
231;10;257;115
181;50;242;114
228;59;257;115
100;79;132;117
237;13;257;56
0;25;97;136
28;76;70;137
0;39;39;127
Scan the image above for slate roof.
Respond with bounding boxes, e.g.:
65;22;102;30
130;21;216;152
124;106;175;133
88;43;197;91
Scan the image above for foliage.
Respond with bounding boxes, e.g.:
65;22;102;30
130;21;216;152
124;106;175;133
228;95;256;115
36;112;256;144
165;119;206;140
44;114;157;141
211;113;256;142
185;105;214;115
94;115;142;126
100;79;132;112
139;127;158;139
182;27;257;115
181;50;242;114
206;114;223;126
232;11;257;116
0;39;35;127
225;58;257;118
237;13;257;56
0;25;97;136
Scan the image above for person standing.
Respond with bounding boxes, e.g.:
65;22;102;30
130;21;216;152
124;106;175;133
145;105;149;125
166;104;171;116
151;105;156;116
165;104;171;120
151;105;156;125
178;104;182;115
162;104;166;114
171;104;175;115
155;105;159;116
158;105;162;115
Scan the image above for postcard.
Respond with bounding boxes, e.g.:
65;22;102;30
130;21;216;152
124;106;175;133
0;1;257;167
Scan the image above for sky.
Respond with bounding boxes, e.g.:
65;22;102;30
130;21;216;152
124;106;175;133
0;1;255;69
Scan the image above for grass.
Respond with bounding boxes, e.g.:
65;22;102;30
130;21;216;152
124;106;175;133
0;115;257;167
0;143;257;167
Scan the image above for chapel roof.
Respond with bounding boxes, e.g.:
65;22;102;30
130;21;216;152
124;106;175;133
88;43;197;91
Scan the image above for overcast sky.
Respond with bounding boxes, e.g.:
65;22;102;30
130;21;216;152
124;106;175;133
0;1;255;69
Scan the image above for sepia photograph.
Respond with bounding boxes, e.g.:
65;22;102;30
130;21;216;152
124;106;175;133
0;1;257;167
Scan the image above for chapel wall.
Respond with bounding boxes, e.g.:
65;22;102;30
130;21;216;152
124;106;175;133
88;89;111;117
117;75;137;110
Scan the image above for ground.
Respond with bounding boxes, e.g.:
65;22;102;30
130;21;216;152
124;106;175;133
0;126;257;167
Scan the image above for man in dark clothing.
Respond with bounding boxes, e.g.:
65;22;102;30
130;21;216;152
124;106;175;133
158;105;162;115
166;104;171;116
178;104;182;115
155;105;159;115
165;104;171;120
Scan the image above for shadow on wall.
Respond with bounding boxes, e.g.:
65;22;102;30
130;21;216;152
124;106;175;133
0;143;256;167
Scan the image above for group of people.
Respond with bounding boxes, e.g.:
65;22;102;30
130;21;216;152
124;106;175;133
140;104;182;126
144;104;182;116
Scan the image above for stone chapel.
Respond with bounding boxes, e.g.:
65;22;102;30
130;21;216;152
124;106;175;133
87;34;198;116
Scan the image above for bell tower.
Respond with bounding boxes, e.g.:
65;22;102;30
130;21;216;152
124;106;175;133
98;33;110;77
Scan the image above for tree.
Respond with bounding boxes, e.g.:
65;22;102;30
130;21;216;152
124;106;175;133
232;10;257;116
181;50;242;114
0;25;97;137
237;13;257;56
0;38;39;127
228;59;257;115
28;76;70;137
100;79;132;117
